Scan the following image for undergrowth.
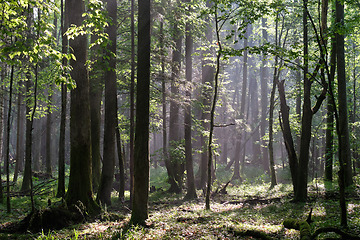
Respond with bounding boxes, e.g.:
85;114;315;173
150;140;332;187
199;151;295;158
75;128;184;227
0;167;359;239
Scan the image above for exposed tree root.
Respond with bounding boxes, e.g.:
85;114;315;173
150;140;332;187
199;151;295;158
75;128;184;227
283;218;360;240
312;227;360;240
0;201;123;234
0;207;83;233
221;197;281;205
214;181;231;195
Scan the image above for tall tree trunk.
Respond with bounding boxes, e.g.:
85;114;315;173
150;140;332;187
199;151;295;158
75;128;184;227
335;0;351;227
160;9;167;175
5;65;14;213
21;78;33;192
232;25;249;180
116;126;125;201
45;90;53;176
268;73;277;189
197;10;214;190
21;4;34;194
335;0;353;188
89;41;103;193
277;79;299;195
295;0;312;202
167;12;182;193
206;6;221;210
351;42;358;176
57;0;68;198
129;0;136;207
97;0;118;206
65;0;99;213
325;3;335;183
130;0;150;225
184;6;197;200
14;83;25;183
260;17;269;172
0;72;4;203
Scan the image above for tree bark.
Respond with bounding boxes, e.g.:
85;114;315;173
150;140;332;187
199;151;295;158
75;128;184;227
89;43;103;193
129;0;136;207
325;8;335;183
45;89;53;176
184;6;197;200
5;65;14;213
97;0;118;206
260;17;269;172
65;0;99;213
166;9;183;193
130;0;150;225
116;125;125;201
14;83;25;183
21;78;33;192
197;9;214;189
232;25;249;180
335;0;351;226
57;0;68;198
335;0;353;189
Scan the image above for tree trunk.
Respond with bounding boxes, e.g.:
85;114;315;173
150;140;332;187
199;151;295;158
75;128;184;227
45;90;53;176
89;43;103;193
130;0;150;225
335;0;353;189
260;17;269;172
129;0;136;207
325;8;335;183
268;61;278;189
295;0;312;202
335;0;351;226
197;13;214;190
0;72;4;203
5;65;14;213
65;0;98;213
184;7;197;200
232;25;249;180
97;0;118;206
206;7;221;210
57;0;68;198
14;83;25;183
167;12;183;193
277;80;299;195
116;125;125;201
21;79;33;192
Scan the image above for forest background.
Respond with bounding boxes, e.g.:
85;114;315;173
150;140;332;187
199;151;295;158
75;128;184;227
0;0;360;238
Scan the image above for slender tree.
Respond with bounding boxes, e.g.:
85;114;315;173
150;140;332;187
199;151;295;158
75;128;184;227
13;82;24;183
5;65;14;213
260;18;269;173
129;0;136;206
184;1;197;200
45;89;53;176
57;0;68;198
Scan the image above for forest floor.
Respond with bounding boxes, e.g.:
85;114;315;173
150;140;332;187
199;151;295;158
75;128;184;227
0;170;360;239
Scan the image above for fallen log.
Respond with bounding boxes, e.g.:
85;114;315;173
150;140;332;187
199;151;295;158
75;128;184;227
228;227;274;240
